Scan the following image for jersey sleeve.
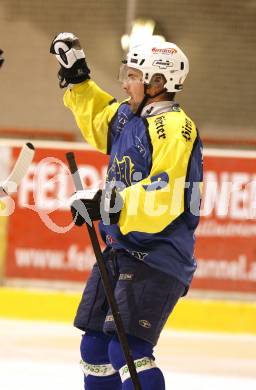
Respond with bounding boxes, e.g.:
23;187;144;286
63;80;120;154
118;111;201;235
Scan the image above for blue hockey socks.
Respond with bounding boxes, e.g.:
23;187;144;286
108;334;165;389
83;373;122;389
80;330;122;390
122;366;165;390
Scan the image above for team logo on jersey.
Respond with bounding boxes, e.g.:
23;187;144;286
107;155;135;188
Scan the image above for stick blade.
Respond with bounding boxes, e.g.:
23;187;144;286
2;143;35;192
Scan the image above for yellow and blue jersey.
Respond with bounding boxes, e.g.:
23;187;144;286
64;80;203;286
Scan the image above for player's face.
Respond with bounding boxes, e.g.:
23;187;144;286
121;67;145;112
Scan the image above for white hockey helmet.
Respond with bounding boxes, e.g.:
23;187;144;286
123;41;189;92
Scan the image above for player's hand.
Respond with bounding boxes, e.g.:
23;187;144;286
0;49;4;68
50;32;90;88
70;188;123;226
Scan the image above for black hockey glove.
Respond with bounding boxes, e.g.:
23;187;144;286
71;188;123;227
0;49;4;68
50;32;90;88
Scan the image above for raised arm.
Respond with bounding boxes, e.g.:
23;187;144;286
50;32;120;154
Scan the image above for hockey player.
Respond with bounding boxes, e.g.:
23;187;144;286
51;33;203;390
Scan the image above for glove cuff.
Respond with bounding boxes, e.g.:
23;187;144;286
58;59;90;88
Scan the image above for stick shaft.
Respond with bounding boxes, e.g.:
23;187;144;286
66;152;141;390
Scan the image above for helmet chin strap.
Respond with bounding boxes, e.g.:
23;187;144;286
135;85;167;116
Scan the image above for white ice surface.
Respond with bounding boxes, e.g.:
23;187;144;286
0;319;255;390
1;360;256;390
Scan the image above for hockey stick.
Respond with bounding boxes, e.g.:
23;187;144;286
66;152;142;390
0;142;35;197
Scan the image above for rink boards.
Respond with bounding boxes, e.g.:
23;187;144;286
0;140;256;332
0;286;256;333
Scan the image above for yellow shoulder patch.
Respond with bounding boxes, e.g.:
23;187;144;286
146;109;197;152
118;110;199;235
